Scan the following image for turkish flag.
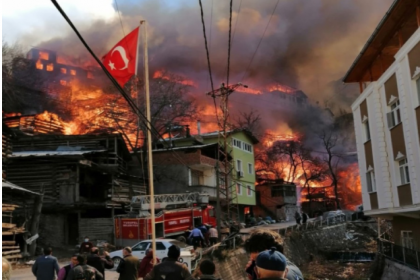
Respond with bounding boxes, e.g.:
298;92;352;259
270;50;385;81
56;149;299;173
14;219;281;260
102;27;139;87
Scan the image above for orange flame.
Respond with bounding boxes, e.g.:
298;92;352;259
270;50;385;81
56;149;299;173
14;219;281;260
153;70;196;87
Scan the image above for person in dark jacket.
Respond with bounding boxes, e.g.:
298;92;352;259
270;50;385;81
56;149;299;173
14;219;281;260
57;254;78;280
116;247;140;280
197;259;220;280
32;247;60;280
66;254;103;280
79;236;94;254
138;249;160;278
86;247;114;280
144;245;193;280
244;229;303;280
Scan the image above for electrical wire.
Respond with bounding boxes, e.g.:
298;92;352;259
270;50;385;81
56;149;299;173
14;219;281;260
231;0;243;44
198;0;215;95
241;0;280;82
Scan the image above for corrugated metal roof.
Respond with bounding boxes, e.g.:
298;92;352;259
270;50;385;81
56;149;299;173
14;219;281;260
10;150;106;158
2;180;41;195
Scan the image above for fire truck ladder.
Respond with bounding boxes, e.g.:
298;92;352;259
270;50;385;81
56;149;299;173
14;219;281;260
206;82;247;224
130;192;210;211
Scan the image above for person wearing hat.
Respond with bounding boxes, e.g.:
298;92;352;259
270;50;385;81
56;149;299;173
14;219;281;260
144;245;193;280
244;229;303;280
255;248;288;280
116;247;140;280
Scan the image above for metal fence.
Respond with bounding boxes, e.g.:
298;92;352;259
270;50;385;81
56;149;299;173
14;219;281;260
378;239;420;271
278;212;362;235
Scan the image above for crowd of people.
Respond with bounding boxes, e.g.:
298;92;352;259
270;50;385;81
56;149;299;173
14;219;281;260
28;228;302;280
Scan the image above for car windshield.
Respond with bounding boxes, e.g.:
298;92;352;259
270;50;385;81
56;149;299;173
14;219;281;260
169;240;188;248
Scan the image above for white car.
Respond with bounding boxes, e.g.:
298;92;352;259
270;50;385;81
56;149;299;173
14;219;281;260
109;239;193;267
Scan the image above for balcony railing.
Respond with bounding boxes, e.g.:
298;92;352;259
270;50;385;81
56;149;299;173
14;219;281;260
378;239;420;271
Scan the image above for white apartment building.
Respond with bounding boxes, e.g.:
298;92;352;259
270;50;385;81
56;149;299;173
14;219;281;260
344;0;420;249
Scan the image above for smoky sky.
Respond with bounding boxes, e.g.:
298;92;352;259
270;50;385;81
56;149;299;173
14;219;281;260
26;0;393;103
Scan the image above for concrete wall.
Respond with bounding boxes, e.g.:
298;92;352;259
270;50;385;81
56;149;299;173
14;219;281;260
381;259;420;280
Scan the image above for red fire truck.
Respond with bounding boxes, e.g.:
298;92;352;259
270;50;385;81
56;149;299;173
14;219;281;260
114;193;217;247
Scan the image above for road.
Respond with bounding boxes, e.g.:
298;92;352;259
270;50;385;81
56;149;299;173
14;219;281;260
11;263;119;280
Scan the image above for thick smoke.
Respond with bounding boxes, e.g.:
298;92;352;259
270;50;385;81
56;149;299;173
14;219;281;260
15;0;392;145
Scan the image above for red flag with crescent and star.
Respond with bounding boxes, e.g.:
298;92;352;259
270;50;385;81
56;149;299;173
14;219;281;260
102;27;139;87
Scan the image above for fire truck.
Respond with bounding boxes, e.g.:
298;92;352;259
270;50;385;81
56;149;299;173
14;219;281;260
114;192;217;247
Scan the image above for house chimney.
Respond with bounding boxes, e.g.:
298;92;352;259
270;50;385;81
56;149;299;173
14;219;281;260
197;120;201;135
186;125;191;138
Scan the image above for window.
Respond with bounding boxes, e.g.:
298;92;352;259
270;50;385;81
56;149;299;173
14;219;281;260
233;139;242;149
366;170;376;192
155;242;166;250
236;183;242;195
416;78;420;105
248;163;253;174
36;60;43;70
401;231;415;249
247;185;252;196
399;158;410;185
39;51;49;60
60;80;67;86
271;185;296;198
61;68;67;74
387;100;401;128
243;143;253;153
70;69;76;76
87;71;94;79
46;63;54;71
237;160;242;172
191;170;204;185
132;242;150;251
364;120;371;142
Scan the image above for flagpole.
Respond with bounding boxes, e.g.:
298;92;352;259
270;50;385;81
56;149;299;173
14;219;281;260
141;19;157;265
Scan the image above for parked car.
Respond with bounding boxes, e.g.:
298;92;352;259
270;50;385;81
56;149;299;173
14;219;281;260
109;239;193;267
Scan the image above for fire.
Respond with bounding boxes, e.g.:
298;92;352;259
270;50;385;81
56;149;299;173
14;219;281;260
36;60;43;70
39;51;49;60
46;63;54;72
153;70;196;87
236;87;262;95
267;84;297;94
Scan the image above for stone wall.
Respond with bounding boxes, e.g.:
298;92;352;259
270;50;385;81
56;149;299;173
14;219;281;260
381;259;420;280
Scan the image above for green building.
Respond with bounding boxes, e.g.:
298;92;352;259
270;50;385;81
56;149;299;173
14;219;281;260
161;129;259;222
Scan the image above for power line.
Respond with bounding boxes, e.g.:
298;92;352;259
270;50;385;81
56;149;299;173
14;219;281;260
226;0;233;86
241;0;280;82
231;0;243;46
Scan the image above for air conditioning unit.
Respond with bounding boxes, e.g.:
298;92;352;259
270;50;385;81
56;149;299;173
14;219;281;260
237;171;244;178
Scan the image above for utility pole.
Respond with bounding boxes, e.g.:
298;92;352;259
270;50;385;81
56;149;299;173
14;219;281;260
215;161;222;241
206;82;247;226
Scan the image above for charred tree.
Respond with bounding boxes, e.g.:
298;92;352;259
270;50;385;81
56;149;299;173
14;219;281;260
320;130;342;210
